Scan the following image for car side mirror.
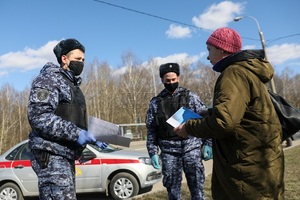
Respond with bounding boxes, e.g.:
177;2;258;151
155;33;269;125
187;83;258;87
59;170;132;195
79;151;96;164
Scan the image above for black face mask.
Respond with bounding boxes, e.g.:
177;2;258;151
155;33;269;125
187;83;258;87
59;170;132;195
68;61;84;76
164;82;179;93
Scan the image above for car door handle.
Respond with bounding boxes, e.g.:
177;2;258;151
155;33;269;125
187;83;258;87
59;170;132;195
14;165;24;169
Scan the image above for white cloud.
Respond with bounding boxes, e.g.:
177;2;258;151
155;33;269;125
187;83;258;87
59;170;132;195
0;40;59;72
243;45;256;50
166;24;192;39
113;53;199;77
267;43;300;65
199;51;208;59
192;1;245;31
112;66;127;77
150;53;200;66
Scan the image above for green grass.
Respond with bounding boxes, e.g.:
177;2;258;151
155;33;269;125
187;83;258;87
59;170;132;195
134;145;300;200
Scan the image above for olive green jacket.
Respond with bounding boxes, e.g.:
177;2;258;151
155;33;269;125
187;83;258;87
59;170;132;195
186;50;284;200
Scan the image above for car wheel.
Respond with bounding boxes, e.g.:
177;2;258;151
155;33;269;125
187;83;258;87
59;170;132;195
109;172;139;200
0;182;24;200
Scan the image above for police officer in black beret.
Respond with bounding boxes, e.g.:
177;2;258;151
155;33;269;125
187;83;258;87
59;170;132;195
28;39;106;199
146;62;212;200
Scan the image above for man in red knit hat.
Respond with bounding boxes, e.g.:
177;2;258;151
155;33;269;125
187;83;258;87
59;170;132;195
175;27;285;199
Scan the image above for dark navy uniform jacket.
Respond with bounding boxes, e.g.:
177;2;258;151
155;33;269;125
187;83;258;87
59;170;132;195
28;62;85;160
146;87;212;158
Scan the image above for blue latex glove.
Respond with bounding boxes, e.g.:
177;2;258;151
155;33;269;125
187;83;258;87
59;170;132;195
202;145;213;161
150;155;161;169
77;130;96;146
96;141;108;149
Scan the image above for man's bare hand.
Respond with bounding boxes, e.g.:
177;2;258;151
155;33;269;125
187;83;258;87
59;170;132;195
174;123;189;139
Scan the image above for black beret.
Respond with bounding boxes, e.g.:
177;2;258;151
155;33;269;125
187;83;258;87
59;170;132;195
159;63;180;78
53;39;85;64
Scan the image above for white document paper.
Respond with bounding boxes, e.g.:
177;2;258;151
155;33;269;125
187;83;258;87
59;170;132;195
88;116;131;147
166;106;202;128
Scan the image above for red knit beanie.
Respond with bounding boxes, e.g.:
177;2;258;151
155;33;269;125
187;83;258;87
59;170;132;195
206;27;242;53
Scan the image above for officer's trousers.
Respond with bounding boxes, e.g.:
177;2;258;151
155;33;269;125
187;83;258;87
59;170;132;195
31;152;76;200
161;148;205;200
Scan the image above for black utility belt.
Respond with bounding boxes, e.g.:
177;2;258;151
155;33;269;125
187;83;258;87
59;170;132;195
160;137;187;141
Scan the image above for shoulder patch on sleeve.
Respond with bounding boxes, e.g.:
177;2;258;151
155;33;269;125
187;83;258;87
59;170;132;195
36;89;50;101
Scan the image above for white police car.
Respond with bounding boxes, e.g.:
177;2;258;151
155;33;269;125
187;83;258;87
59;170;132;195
0;140;162;200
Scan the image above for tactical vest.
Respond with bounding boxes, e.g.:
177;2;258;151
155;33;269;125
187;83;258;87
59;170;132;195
156;90;190;140
55;76;88;130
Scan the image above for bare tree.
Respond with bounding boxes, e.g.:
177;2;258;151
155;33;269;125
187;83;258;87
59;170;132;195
1;53;300;154
276;68;300;108
16;90;31;142
147;58;159;96
184;62;217;106
115;51;149;123
0;84;26;153
82;60;117;122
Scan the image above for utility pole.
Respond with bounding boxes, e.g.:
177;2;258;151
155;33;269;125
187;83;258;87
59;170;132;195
234;16;277;93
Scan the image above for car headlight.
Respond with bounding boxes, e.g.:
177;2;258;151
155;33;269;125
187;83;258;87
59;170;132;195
138;157;151;165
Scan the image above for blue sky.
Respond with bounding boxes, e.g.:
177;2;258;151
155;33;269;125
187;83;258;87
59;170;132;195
1;0;300;91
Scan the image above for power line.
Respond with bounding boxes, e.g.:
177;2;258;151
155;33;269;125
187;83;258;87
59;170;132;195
92;0;211;31
243;33;300;46
267;33;300;46
93;0;300;45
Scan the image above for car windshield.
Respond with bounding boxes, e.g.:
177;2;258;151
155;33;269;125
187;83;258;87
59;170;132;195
89;143;122;153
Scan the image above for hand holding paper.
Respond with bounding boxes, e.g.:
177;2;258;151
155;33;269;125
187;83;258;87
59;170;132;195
174;124;189;139
166;107;202;128
77;130;96;146
95;141;108;149
170;107;202;139
88;116;131;147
